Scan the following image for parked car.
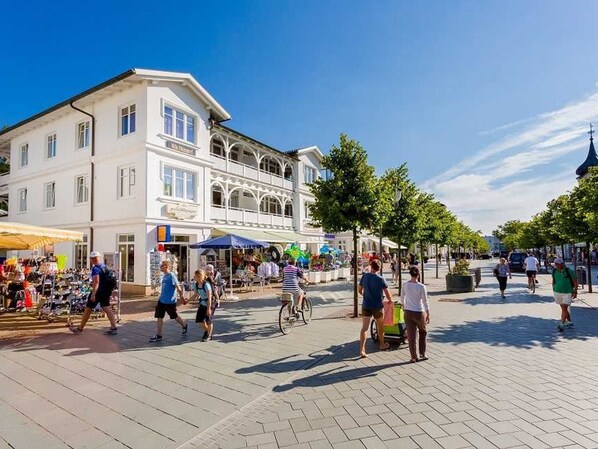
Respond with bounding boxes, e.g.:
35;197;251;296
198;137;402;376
508;252;527;272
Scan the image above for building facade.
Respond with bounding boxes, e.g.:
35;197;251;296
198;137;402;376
0;69;325;294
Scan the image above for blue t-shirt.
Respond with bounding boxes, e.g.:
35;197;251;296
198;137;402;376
194;281;212;306
359;272;388;310
91;263;109;295
159;272;179;304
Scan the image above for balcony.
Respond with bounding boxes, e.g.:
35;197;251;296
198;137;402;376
0;173;9;194
211;156;294;190
210;206;294;229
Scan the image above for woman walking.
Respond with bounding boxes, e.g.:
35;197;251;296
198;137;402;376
192;269;214;342
494;257;511;299
400;266;430;363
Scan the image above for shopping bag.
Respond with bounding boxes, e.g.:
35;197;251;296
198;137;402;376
383;301;394;326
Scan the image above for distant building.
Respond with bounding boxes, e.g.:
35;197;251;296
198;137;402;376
576;124;598;180
484;235;503;254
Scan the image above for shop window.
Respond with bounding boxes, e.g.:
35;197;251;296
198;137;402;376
74;235;88;269
164;166;195;201
211;137;225;158
118;234;135;282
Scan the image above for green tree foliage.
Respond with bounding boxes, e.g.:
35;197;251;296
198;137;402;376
309;134;381;316
492;220;525;251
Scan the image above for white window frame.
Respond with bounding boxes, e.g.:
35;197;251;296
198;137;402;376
76;120;91;150
304;165;317;184
118;234;135;283
162;103;196;144
74;175;89;205
119;103;136;137
211;185;225;207
19;143;28;168
162;165;196;202
18;188;27;213
211;137;225;158
118;165;136;199
46;132;57;159
44;182;56;209
304;202;312;219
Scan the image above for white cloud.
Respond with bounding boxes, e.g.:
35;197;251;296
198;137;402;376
425;86;598;234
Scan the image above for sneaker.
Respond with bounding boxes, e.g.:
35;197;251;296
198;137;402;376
201;331;208;342
149;335;163;342
69;326;82;334
104;328;118;335
182;323;188;335
564;321;574;328
557;325;565;332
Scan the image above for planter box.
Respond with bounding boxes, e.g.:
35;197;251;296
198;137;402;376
446;274;475;293
468;268;482;288
331;269;339;281
338;267;351;279
321;271;333;283
308;271;321;284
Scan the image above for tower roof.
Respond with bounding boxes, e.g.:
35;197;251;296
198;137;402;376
576;125;598;178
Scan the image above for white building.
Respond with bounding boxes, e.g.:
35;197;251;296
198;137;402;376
484;235;503;254
0;69;325;294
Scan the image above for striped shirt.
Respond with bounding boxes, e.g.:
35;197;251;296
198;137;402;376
282;265;303;292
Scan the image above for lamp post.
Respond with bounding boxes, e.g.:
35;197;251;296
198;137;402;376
394;189;402;295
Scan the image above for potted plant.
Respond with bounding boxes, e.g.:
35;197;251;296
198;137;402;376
445;258;475;292
338;261;351;279
321;267;333;282
308;257;322;283
331;265;339;281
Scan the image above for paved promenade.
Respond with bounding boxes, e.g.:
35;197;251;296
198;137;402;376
3;261;598;448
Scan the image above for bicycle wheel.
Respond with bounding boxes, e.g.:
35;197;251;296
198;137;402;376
278;302;294;334
301;298;312;324
531;278;536;293
370;319;379;342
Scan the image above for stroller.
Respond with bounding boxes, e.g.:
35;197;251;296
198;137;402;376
370;301;406;346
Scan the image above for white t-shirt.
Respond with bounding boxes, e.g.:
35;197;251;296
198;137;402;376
400;281;430;312
524;256;539;271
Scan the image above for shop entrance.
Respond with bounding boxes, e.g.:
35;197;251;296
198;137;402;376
164;242;189;282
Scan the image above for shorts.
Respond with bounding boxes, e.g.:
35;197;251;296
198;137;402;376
282;289;304;303
526;270;537;278
362;307;383;319
195;305;212;324
554;292;572;306
86;294;111;309
155;301;178;319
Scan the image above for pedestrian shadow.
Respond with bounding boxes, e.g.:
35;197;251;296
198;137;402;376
459;291;555;306
429;308;598;350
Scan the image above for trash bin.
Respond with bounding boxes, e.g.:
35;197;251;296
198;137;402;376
576;267;587;286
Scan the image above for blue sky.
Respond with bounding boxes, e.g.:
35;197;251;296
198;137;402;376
2;0;597;233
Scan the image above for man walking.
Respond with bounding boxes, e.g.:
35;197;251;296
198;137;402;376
70;251;118;335
149;260;188;342
358;259;392;358
552;257;578;332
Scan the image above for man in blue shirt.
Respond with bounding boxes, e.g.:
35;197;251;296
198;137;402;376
70;251;118;335
358;259;392;358
150;260;188;342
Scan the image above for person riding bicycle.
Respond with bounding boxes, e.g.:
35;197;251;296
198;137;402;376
524;251;539;290
282;258;307;312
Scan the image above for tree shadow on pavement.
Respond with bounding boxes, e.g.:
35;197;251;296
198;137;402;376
430;307;598;350
458;291;555;306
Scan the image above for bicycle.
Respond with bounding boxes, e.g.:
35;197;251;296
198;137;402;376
526;271;537;293
278;284;312;335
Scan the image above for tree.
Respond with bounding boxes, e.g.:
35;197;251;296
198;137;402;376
379;164;422;293
309;134;381;317
493;220;525;251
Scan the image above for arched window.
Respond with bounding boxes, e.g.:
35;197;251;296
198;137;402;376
211;185;225;207
229;191;240;209
284;202;293;218
260;196;282;215
211;137;225;158
284;165;293;181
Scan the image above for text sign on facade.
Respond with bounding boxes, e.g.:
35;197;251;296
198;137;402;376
157;225;171;242
165;140;196;157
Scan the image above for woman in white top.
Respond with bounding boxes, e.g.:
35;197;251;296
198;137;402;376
400;266;430;363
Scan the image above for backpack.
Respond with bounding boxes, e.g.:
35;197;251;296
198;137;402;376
196;280;219;309
99;266;117;293
552;268;575;289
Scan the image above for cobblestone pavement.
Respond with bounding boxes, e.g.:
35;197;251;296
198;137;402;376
3;262;598;449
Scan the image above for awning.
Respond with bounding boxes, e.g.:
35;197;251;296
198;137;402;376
382;239;399;249
211;227;325;245
0;222;84;249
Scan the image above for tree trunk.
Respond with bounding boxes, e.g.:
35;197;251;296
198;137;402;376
353;227;359;318
420;242;425;284
435;243;439;279
397;239;402;296
586;242;592;293
447;244;451;271
561;244;566;261
573;244;577;273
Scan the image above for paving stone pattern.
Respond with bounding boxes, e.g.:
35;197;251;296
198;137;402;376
3;263;598;448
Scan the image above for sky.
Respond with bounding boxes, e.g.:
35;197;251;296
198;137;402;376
2;0;597;234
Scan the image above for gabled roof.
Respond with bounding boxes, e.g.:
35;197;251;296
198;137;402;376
286;145;324;160
0;68;231;147
576;138;598;178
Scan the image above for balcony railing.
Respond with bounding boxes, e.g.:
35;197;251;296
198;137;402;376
0;173;9;193
210;205;294;229
211;155;294;190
